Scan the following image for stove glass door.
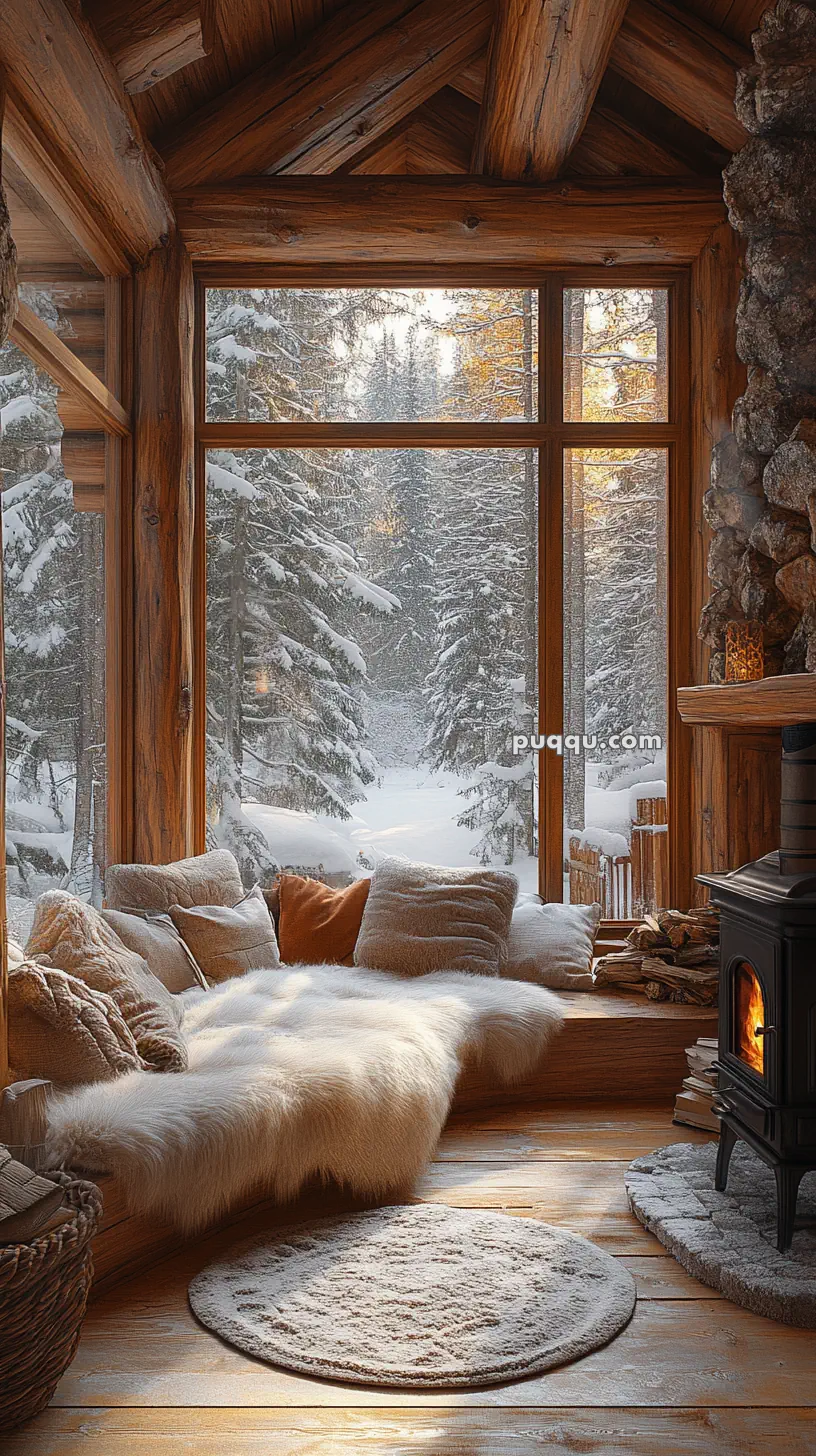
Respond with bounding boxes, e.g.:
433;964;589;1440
734;961;766;1078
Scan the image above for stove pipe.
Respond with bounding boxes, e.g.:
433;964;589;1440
780;722;816;876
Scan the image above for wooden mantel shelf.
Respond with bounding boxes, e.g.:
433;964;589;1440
677;674;816;726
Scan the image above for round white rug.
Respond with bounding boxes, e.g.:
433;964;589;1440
626;1142;816;1327
188;1204;636;1388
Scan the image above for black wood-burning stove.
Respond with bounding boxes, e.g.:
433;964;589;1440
698;723;816;1252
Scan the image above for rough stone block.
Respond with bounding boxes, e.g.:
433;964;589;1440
704;486;764;534
733;369;816;456
735;277;816;391
749;504;812;563
711;431;766;493
708;526;749;588
776;549;816;610
724;137;816;235
698;588;741;649
764;434;816;513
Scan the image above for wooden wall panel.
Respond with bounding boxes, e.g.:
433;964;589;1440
132;238;195;864
689;219;748;896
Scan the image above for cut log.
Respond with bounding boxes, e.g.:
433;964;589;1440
0;0;174;269
609;0;751;153
9;302;130;438
132;239;195;864
0;1079;51;1170
175;176;727;265
161;0;492;189
473;0;629;180
85;0;209;94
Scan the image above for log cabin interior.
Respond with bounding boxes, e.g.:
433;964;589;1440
1;0;816;1450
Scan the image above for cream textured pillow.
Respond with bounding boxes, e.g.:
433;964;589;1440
102;909;208;993
105;849;244;914
26;891;187;1073
504;901;601;989
8;960;143;1087
354;855;518;978
169;885;280;983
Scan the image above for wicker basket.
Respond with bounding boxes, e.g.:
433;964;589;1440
0;1171;102;1430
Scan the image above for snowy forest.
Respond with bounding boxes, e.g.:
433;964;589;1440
1;297;106;929
0;284;669;919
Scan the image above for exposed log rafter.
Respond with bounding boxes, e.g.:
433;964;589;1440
161;0;492;189
474;0;630;181
0;0;174;270
609;0;751;153
85;0;211;95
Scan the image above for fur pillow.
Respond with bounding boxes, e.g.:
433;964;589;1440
169;886;280;983
503;901;601;989
277;874;370;966
102;909;208;993
9;960;142;1087
26;891;187;1073
105;849;244;915
354;855;518;978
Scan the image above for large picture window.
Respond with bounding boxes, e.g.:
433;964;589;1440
198;276;685;914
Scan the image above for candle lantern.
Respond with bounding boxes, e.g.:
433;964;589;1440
725;621;764;683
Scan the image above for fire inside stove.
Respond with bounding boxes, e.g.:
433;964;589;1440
734;961;766;1077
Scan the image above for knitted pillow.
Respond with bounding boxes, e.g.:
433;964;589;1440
504;901;601;989
169;886;280;983
102;909;208;993
354;855;518;978
277;874;370;966
8;961;142;1087
26;891;187;1073
105;849;244;914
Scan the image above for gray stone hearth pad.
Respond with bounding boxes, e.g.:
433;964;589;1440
626;1141;816;1327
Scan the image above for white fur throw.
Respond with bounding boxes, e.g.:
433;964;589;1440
46;965;564;1231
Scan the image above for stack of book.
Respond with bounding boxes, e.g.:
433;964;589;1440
673;1036;720;1132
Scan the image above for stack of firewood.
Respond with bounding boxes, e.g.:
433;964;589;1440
593;906;720;1005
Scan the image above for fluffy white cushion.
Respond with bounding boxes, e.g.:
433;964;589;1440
45;964;564;1230
354;855;518;978
504;901;601;989
169;886;280;983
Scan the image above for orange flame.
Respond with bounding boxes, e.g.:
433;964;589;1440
735;962;765;1077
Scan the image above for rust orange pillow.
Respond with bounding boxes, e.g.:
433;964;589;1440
277;876;370;966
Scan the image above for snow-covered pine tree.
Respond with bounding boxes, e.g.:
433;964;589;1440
568;289;668;792
353;324;439;696
205;288;398;880
424;290;538;865
1;328;106;902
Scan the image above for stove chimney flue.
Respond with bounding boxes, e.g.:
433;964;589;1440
780;723;816;876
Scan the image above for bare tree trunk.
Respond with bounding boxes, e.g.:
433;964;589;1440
521;289;538;854
563;290;586;833
1;82;18;1087
653;293;669;739
69;512;105;903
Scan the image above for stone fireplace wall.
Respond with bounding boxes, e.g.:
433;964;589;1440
699;0;816;680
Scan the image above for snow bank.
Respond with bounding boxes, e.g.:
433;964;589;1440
241;803;359;876
571;825;630;859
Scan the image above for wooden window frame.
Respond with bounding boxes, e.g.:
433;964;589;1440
192;264;693;910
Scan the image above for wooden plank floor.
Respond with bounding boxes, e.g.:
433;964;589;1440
8;1101;816;1455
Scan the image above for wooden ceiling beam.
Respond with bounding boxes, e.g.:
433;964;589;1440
161;0;492;189
0;0;174;270
609;0;751;153
455;0;753;155
473;0;629;181
85;0;211;96
10;301;131;437
175;176;727;265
